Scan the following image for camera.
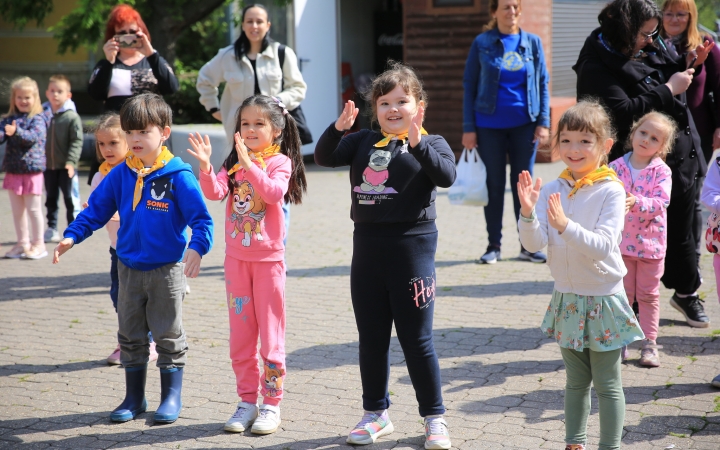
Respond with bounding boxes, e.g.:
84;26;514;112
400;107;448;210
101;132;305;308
114;34;142;49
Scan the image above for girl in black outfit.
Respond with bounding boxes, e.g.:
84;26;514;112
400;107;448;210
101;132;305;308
573;0;714;328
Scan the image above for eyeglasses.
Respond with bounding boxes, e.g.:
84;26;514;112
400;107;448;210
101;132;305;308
116;28;138;35
639;28;659;42
663;12;689;21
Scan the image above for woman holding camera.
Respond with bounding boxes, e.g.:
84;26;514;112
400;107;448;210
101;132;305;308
88;4;179;113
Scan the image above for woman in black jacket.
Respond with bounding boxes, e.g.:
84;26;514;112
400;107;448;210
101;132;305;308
574;0;713;328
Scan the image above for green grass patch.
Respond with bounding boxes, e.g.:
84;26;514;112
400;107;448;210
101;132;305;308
686;355;697;362
668;432;687;438
714;396;720;413
70;319;80;324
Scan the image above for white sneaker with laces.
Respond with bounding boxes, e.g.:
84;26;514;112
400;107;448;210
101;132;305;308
250;404;280;434
424;416;451;450
224;401;258;433
347;410;394;445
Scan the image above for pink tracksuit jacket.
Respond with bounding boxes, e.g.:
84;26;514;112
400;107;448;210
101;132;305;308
609;154;672;259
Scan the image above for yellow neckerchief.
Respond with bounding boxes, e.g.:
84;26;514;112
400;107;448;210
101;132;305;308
374;128;428;148
558;165;623;198
98;161;118;176
125;146;174;210
227;144;281;175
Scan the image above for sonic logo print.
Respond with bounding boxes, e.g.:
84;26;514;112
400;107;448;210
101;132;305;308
228;180;267;246
264;362;285;397
409;275;436;309
150;177;174;201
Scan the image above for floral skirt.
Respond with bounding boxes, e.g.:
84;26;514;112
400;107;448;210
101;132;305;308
541;290;644;352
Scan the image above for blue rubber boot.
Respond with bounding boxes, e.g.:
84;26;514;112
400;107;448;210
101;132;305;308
154;367;183;423
110;365;148;422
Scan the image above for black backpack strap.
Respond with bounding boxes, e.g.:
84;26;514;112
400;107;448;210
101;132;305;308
278;44;286;90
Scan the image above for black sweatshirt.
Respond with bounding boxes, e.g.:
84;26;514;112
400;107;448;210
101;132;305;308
315;124;456;233
88;52;179;112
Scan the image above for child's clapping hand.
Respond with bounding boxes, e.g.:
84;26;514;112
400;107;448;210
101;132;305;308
335;100;359;132
517;170;542;219
625;193;636;214
186;132;213;174
548;193;569;233
234;132;253;170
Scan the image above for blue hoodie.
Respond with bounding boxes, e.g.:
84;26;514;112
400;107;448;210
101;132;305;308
64;157;213;270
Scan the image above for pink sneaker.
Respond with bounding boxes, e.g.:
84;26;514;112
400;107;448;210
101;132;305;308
107;344;121;365
149;342;158;362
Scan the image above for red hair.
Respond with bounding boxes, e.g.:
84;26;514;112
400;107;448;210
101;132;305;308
104;5;151;43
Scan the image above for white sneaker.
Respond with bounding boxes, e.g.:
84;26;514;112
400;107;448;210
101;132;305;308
250;404;281;435
424;416;451;450
185;283;191;295
4;244;28;259
21;245;48;260
224;401;258;433
44;228;60;243
347;410;394;445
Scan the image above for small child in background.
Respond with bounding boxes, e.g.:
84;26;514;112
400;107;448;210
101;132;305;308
87;113;158;365
187;94;306;435
54;93;213;425
609;112;675;367
42;74;83;243
518;100;644;450
1;77;47;259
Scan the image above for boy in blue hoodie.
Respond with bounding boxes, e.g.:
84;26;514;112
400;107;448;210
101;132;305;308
53;93;213;425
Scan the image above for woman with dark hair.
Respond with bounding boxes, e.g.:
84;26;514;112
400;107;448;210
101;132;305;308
462;0;550;265
574;0;714;330
88;4;179;113
196;3;307;145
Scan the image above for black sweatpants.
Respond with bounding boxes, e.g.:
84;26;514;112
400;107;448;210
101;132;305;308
351;226;445;417
662;179;702;294
44;168;79;230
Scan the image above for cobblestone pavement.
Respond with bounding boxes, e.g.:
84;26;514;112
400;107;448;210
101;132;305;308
1;159;720;450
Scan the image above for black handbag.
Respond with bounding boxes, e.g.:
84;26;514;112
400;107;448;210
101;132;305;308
278;44;313;145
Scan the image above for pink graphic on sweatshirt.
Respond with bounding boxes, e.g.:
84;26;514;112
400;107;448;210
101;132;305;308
355;149;398;194
609;155;672;259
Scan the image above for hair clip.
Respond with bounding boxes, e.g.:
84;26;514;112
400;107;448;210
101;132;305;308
271;96;288;115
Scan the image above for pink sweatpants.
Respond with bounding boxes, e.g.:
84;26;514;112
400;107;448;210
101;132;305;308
8;192;44;247
225;256;286;406
622;255;664;341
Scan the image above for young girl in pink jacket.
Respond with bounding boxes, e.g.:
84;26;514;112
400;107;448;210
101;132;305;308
609;112;676;367
187;95;306;435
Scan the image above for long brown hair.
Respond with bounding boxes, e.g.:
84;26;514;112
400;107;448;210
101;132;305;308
553;100;616;166
660;0;704;50
365;60;428;127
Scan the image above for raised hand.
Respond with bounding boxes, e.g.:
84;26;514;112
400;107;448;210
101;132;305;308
335;100;359;132
517;170;542;218
186;132;213;173
53;238;74;264
103;38;119;64
409;105;425;148
135;30;155;57
234;132;253;170
547;193;569;233
5;120;17;137
690;39;715;68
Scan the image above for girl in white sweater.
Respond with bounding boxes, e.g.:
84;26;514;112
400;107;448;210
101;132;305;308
517;101;644;450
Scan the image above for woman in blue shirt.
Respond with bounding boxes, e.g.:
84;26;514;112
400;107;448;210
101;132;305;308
462;0;550;264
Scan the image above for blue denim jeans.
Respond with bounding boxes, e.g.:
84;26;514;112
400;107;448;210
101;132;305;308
476;121;538;247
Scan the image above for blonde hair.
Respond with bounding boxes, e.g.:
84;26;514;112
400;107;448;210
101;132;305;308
627;111;677;161
483;0;522;32
554;100;616;165
48;74;72;91
93;113;124;163
661;0;704;50
5;77;42;118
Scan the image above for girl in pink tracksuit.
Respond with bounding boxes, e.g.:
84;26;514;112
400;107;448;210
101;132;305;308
609;112;676;368
187;95;306;435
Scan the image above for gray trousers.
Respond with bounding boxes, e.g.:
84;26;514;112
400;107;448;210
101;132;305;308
117;260;188;369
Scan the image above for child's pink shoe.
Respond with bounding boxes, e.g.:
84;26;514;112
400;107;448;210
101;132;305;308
149;342;158;362
107;344;121;365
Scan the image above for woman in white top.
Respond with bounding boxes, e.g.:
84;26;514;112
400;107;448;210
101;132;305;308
196;3;307;145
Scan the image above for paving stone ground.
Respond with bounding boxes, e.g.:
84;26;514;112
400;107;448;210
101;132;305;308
1;159;720;449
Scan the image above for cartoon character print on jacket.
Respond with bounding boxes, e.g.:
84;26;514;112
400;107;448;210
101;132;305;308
354;148;398;194
229;180;266;247
150;177;174;201
263;362;284;397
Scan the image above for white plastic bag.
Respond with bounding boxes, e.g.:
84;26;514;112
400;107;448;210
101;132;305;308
448;147;488;206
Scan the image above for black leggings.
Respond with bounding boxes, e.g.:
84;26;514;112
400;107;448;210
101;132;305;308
351;229;445;417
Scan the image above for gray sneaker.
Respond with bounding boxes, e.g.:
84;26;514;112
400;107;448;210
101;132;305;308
477;246;501;264
224;401;258;433
44;228;60;243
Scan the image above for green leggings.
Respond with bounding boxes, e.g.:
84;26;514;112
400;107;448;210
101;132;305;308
561;347;624;449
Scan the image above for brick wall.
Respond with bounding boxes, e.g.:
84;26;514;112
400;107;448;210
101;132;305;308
403;0;554;152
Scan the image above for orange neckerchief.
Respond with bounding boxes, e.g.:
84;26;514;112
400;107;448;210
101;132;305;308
98;161;118;176
125;146;174;210
374;128;428;148
558;165;623;198
227;144;281;175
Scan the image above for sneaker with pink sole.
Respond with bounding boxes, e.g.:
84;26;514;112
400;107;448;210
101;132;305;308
107;345;121;365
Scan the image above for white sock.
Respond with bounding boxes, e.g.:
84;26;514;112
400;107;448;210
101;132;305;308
675;292;698;298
